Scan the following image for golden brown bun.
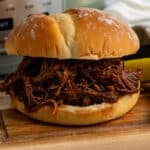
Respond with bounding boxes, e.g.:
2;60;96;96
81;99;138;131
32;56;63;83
12;91;139;125
6;8;139;60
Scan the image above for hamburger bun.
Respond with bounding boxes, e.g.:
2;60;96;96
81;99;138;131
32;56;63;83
6;8;139;60
4;8;141;125
12;91;139;125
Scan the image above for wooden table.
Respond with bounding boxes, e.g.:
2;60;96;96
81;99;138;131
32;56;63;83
0;90;150;150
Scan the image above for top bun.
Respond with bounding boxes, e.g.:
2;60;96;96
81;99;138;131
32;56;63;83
5;7;139;60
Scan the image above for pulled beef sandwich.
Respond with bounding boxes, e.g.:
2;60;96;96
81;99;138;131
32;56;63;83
0;8;141;125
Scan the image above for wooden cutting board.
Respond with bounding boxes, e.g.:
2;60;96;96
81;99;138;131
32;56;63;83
0;91;150;150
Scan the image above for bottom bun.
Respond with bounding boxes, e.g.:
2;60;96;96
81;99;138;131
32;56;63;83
12;92;140;125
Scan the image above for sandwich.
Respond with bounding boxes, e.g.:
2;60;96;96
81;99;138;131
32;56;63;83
0;8;141;125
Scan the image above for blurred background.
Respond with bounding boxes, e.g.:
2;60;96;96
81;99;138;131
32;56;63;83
0;0;150;81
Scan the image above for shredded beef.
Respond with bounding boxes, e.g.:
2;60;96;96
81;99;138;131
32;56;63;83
0;57;141;112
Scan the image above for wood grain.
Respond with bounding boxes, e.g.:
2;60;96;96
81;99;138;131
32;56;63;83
0;93;149;149
0;111;7;144
0;94;10;144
